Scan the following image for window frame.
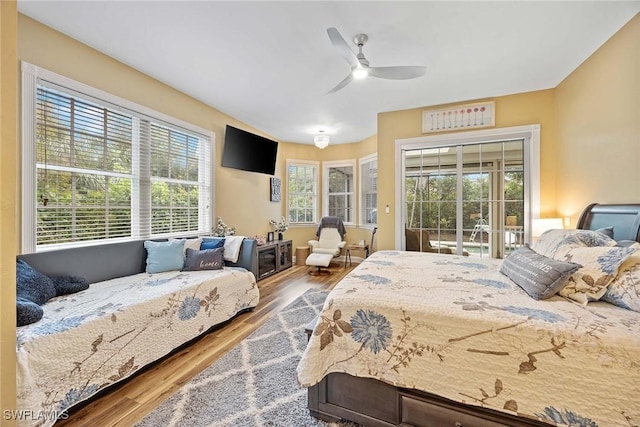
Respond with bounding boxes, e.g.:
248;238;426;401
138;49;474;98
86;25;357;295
286;159;319;226
322;159;356;226
21;61;214;252
358;153;378;228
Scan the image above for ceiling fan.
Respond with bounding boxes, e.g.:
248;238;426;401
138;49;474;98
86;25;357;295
325;27;427;95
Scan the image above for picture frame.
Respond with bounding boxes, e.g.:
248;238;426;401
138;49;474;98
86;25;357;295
267;231;274;242
270;177;281;202
422;101;495;134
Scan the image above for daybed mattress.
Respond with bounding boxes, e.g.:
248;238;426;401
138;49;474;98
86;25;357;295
297;251;640;426
17;267;259;427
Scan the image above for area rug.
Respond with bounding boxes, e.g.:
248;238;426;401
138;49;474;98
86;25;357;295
136;289;355;427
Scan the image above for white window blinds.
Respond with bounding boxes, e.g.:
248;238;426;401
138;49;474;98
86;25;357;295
24;63;212;251
360;155;377;226
287;161;318;224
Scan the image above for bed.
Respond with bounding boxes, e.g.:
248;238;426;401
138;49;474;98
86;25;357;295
297;203;640;427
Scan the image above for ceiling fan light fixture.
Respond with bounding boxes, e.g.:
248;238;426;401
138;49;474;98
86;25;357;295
352;67;368;79
314;131;330;149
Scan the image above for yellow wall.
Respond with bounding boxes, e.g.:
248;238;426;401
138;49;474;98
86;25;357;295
1;2;18;425
376;90;555;250
555;13;640;223
17;14;377;255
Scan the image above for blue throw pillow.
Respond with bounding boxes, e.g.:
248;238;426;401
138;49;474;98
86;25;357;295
183;247;225;271
144;240;185;273
17;296;44;327
201;237;225;250
16;259;57;305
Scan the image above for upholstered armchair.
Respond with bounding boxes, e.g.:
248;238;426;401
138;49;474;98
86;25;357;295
309;227;346;256
309;217;347;256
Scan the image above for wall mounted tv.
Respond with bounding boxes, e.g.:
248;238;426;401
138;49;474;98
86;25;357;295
221;125;278;175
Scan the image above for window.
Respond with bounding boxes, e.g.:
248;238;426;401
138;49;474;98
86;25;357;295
359;154;377;226
287;160;318;224
22;63;212;251
323;160;355;224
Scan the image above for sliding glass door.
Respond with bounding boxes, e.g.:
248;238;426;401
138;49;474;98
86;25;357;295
402;139;526;259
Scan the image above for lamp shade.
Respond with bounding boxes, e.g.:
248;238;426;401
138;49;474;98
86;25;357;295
314;133;330;149
532;218;564;238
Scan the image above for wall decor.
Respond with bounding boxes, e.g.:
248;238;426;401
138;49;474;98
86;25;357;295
422;101;494;133
270;177;281;202
267;231;274;242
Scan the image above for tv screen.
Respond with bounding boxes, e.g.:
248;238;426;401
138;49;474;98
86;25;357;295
221;125;278;175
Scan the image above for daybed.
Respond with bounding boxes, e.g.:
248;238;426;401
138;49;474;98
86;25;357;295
297;203;640;427
16;237;259;427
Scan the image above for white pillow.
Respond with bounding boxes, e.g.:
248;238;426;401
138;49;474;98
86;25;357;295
170;237;203;256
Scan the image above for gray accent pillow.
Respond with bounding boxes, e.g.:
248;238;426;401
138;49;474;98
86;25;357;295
182;247;224;271
596;226;614;239
500;246;581;300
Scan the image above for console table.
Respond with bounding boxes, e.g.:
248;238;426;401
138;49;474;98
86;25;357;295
256;239;292;280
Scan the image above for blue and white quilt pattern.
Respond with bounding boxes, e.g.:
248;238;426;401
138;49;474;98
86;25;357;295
17;268;259;427
297;251;640;427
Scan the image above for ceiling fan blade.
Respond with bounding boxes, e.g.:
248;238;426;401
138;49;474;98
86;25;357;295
325;72;354;95
327;27;359;69
368;66;427;80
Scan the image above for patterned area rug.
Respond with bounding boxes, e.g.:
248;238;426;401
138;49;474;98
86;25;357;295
136;289;354;427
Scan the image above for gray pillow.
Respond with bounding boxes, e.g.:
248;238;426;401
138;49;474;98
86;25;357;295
500;246;581;300
182;247;224;271
595;226;614;239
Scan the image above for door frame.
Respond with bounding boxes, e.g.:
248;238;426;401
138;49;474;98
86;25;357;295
394;124;540;251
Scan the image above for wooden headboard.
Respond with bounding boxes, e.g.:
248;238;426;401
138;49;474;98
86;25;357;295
576;203;640;243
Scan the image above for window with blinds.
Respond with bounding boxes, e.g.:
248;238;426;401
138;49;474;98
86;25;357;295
26;71;212;251
323;160;355;224
360;155;377;226
287;161;318;224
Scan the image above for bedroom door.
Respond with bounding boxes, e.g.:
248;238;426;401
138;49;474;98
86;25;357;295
401;137;528;259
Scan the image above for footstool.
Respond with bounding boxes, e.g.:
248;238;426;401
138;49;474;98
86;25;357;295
305;253;334;275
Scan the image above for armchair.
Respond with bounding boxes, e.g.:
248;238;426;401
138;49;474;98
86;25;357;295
308;228;346;256
306;216;347;275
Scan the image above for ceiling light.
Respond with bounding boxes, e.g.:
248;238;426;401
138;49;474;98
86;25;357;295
352;67;368;79
314;131;330;149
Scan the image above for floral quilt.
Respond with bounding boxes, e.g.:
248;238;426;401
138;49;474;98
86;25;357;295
16;267;259;427
296;251;640;427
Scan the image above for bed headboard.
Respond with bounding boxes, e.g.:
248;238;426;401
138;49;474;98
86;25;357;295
576;203;640;243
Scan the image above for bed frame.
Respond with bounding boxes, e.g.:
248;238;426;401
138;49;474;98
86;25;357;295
307;203;640;427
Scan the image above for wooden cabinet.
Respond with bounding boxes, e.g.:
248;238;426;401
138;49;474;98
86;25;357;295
256;240;292;280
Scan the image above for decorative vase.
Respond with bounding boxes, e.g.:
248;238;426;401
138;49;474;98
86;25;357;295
278;232;284;240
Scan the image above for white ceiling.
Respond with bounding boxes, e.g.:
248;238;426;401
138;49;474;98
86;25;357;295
18;1;640;145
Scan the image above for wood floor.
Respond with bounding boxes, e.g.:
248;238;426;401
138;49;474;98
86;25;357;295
56;262;355;427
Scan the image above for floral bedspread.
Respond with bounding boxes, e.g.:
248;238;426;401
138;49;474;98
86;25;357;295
16;268;259;427
297;251;640;427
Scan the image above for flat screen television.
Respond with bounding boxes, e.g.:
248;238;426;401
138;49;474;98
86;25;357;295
221;125;278;175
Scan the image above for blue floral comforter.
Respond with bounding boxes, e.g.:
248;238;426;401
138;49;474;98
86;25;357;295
17;268;259;427
297;251;640;427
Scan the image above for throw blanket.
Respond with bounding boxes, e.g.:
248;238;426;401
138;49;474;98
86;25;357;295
316;216;346;239
297;251;640;427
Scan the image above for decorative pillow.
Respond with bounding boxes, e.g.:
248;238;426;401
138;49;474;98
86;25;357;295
532;229;617;258
601;250;640;312
500;246;581;300
182;247;225;271
17;296;44;327
201;237;225;250
144;240;185;273
50;275;89;296
553;245;637;304
595;226;614;239
16;259;57;305
171;237;203;256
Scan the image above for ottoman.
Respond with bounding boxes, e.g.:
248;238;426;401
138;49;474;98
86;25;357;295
305;253;334;275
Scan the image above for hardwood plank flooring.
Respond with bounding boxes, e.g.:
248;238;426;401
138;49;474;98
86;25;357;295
56;262;354;427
